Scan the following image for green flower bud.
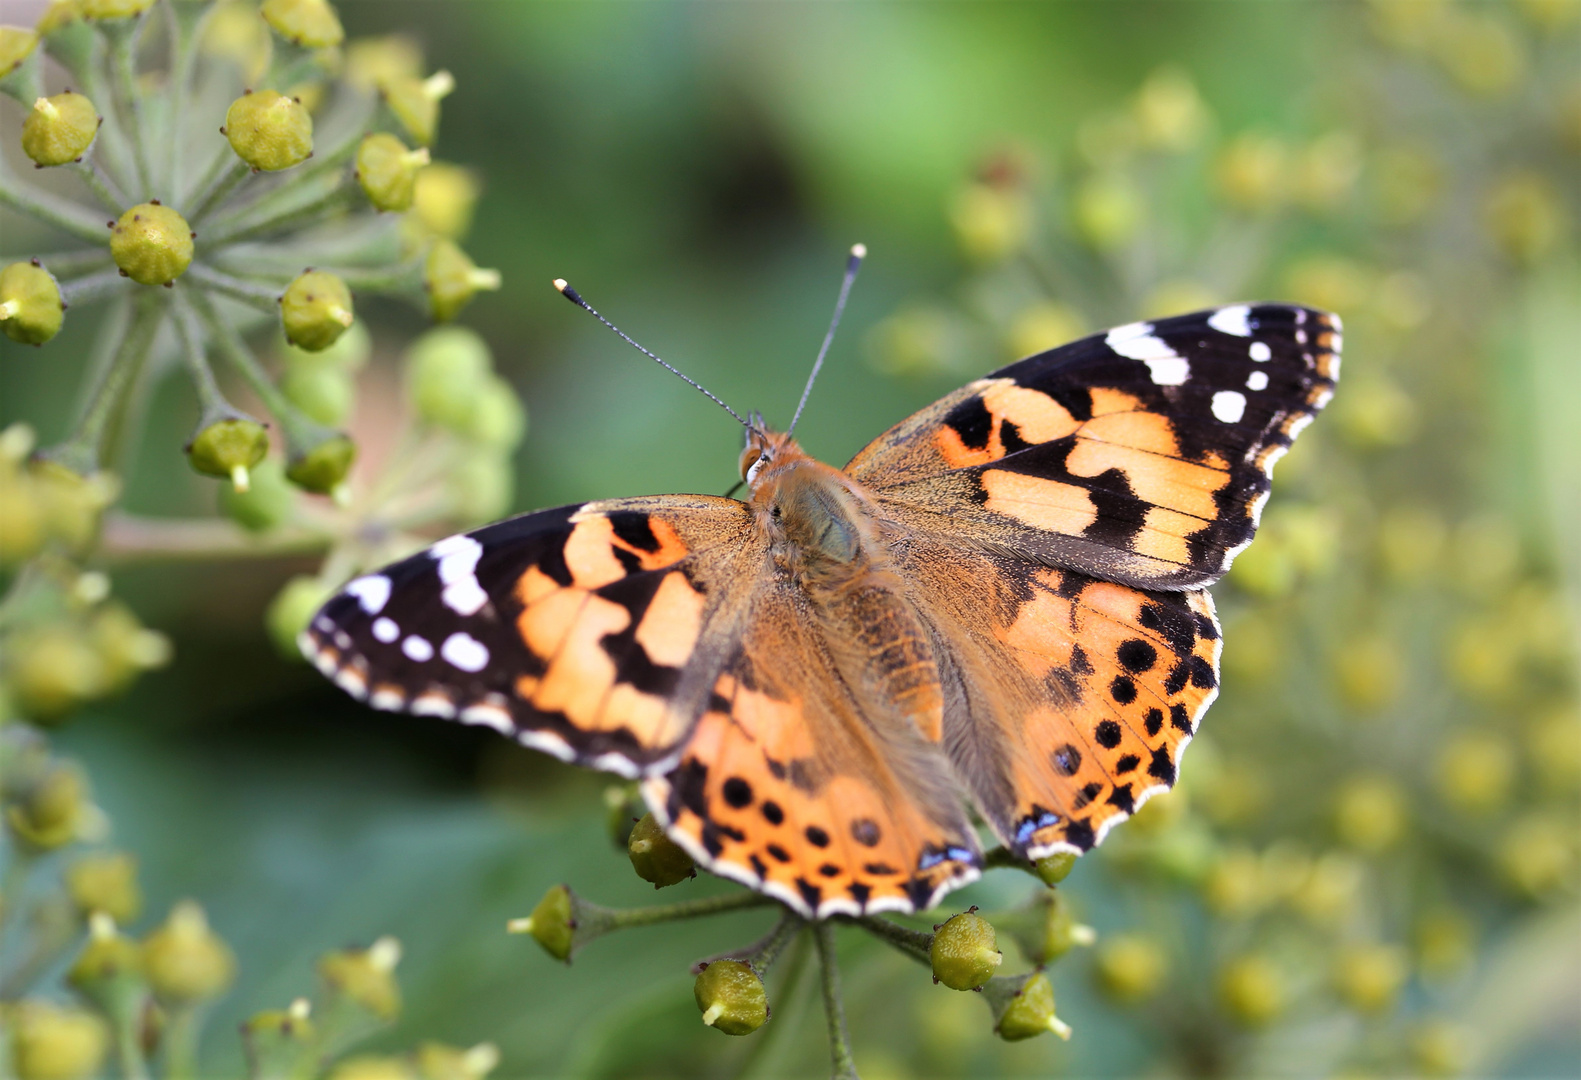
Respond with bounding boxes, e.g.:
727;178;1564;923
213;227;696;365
382;69;453;146
6;626;105;723
7;1000;109;1080
929;908;1002;990
7;763;92;849
345;34;423;92
627;812;695;888
224;89;313;172
1;261;64;345
1073;173;1144;250
28;459;118;551
285;433;355;495
986;972;1070;1041
219;456;295;532
424;240;500;322
265;574;332;658
468;376;526;449
109;202;193;286
603;784;642;847
281;364;354;425
1499;812;1574;898
507;884;575;962
36;3;83;35
1008;890;1095;966
1;26;40;75
410;162;479;240
330;1057;417;1080
80;0;155;18
67;912;144;992
1218;954;1285;1026
1093;934;1167;1003
87;602;169;694
1434;731;1516;812
142;900;236;1004
1033;851;1077;886
415;1041;500;1080
450;453;512;524
187;416;269;489
1415;907;1475;982
1410;1019;1469;1077
693;960;768;1036
318;936;402;1021
279;269;353;350
285;317;370;371
65;851;142;924
949;182;1030;263
404;325;491;429
1333;943;1409;1015
21;91;97;166
260;0;344;48
240;999;316;1079
356;133;429;212
1333;776;1408;853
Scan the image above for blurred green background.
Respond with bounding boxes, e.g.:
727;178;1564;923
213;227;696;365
3;1;1578;1077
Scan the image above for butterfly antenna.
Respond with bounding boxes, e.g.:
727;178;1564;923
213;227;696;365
553;279;750;429
786;243;866;438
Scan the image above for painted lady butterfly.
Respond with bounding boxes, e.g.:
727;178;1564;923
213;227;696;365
302;255;1339;919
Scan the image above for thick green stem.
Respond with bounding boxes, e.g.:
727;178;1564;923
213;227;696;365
163;0;215;198
100;17;155;199
67;159;128;213
188;159;254;225
853;916;932;966
61;268;129;306
608;890;777;931
813;923;860;1080
0;171;117;245
204;185;359;248
330;257;424;294
186;262;282;313
161;1003;200;1080
100;514;331;563
182;144;236;216
43;290;164;475
112;993;151;1080
28;250;115;277
171;289;234;415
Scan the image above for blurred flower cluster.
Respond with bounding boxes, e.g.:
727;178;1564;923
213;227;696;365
1;1;522;1075
869;1;1578;1075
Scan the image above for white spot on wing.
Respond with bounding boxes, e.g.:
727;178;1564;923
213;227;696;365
370;688;405;711
442;579;489;617
441;632;489;672
1106;322;1189;385
402;635;434;662
411;692;456;718
1209;305;1252;337
1246;370;1269;391
431;534;489;616
1211;390;1247;423
344;575;391;615
1249;341;1271;362
460;702;513;734
372;617;399;643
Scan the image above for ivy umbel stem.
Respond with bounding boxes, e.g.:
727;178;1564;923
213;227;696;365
814;922;861;1080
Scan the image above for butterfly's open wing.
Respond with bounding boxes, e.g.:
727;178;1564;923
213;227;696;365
848;304;1339;590
301;495;761;776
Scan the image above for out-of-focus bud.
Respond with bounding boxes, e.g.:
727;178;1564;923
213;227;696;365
1485;170;1567;265
142;900;237;1005
1444;619;1518;700
450;453;512;524
1295;130;1363;210
36;4;80;36
356;133;429;212
986;972;1070;1041
468;376;527;450
1126;786;1187;836
1;261;65;345
424;240;500;322
1414;907;1474;982
65;851;141;924
80;0;155;19
1527;706;1581;794
6;762;91;849
1072;173;1143;251
224;89;313;172
285;432;355;495
345;34;423;92
627;812;695;888
1410;1018;1470;1077
1291;850;1365;925
329;1057;417;1080
410;162;480;240
319;936;402;1021
280;270;354;351
1334;943;1409;1015
1374;144;1442;225
383;70;454;147
1141;280;1219;320
415;1042;500;1080
1499;812;1575;898
220;456;295;532
929;908;1002;990
1216;132;1288;210
67;911;144;1008
1334;776;1408;853
508;884;575;962
187;416;270;489
109;202;193;286
1377;270;1432;331
1008;889;1095;965
241;998;316;1079
693;959;767;1036
7;1000;109;1080
87;601;168;695
1336;377;1419;450
1005;303;1084;361
1093;934;1167;1003
1515;0;1581;31
281;364;354;426
949;182;1030;263
1285;254;1371;315
1;26;40;75
1431;9;1526;96
1032;851;1077;887
1434;731;1515;812
1217;954;1284;1026
1203;846;1267;918
21;91;97;167
265;574;332;658
261;0;344;49
1377;505;1447;585
286;317;371;371
603;785;643;848
202;2;272;82
1132;66;1209;151
404;325;490;429
867;307;956;377
6;626;106;723
1331;632;1404;714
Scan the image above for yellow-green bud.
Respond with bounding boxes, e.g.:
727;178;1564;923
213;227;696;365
240;999;316;1077
356;133;429;212
410;162;479;240
220;456;295;532
27;458;118;552
383;69;453;147
1033;851;1077;886
1499;812;1574;898
603;785;642;847
21;91;97;166
80;0;155;18
142;900;237;1004
260;0;344;48
224;89;313;172
929;908;1002;990
1333;776;1408;853
1434;731;1516;812
285;433;355;495
469;376;526;449
6;626;106;723
36;3;83;36
1073;173;1144;250
507;884;574;962
280;269;353;350
627;812;695;888
6;763;91;849
285;317;370;371
345;35;423;92
318;936;402;1021
405;325;491;429
330;1057;417;1080
67;912;143;988
415;1041;500;1080
693;960;768;1036
281;364;354;425
265;574;333;658
88;601;169;694
424;240;500;322
949;182;1030;263
187;416;269;489
1016;890;1095;965
1333;943;1409;1015
7;1000;109;1080
65;851;142;924
450;453;512;524
1;26;40;74
109;202;193;286
1410;1019;1469;1077
1218;954;1285;1026
990;972;1071;1041
1093;934;1168;1003
0;261;64;345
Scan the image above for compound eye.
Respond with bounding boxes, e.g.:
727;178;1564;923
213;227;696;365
746;452;769;485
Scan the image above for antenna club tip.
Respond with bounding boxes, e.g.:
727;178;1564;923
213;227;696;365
851;243;867;259
552;278;569;292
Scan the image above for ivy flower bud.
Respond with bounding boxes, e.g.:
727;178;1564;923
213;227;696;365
240;999;316;1077
330;1057;417;1080
224;89;313;172
109;202;193;286
383;69;454;147
89;601;170;693
0;261;64;344
450;453;512;523
65;851;142;924
80;0;155;19
318;936;402;1021
345;34;423;92
410;162;480;240
987;972;1070;1041
7;1001;109;1080
68;912;144;994
1333;775;1408;852
1334;943;1409;1015
356;133;429;212
285;432;355;495
508;884;575;962
1;26;40;75
930;908;1003;990
265;574;332;658
220;456;295;532
1033;851;1077;886
693;960;768;1036
627;812;696;888
603;785;643;847
1218;954;1285;1026
1011;890;1095;965
469;376;526;449
949;182;1030;263
415;1041;501;1080
404;325;491;429
260;0;344;49
280;269;354;351
187;416;270;489
21;92;98;167
282;364;354;425
424;240;500;322
6;625;106;723
142;900;237;1005
6;763;91;850
1093;934;1168;1003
